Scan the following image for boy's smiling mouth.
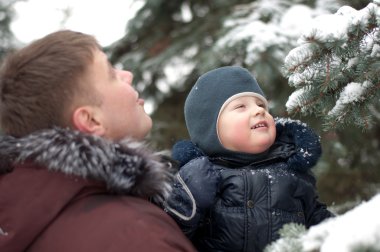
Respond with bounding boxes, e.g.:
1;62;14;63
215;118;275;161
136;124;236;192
251;121;268;129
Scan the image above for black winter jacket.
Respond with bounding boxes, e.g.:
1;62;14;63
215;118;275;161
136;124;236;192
165;118;333;252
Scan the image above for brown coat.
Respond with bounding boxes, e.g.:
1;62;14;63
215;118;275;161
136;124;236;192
0;128;195;252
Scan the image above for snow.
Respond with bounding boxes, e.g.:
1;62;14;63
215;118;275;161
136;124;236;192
371;43;380;57
347;57;359;68
275;117;307;128
337;3;377;30
328;81;371;117
280;5;314;37
217;20;287;64
285;88;306;112
299;14;349;43
216;1;318;66
297;3;377;44
301;193;380;251
285;43;314;71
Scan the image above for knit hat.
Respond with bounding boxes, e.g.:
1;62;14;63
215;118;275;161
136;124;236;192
184;66;267;157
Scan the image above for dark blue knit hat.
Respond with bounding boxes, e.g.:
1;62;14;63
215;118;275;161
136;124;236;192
184;66;267;156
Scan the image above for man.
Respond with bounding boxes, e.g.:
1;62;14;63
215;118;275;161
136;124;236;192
0;30;195;252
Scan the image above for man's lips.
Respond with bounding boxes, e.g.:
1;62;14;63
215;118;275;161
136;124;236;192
137;98;145;106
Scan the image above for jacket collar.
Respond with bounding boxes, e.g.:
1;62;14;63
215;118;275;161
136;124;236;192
0;127;172;203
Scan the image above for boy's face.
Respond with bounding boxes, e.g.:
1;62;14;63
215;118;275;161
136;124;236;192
217;95;276;154
86;49;152;140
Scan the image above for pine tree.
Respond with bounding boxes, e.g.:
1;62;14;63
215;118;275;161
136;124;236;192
281;1;380;207
283;1;380;130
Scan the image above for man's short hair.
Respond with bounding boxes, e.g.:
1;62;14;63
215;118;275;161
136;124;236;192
0;30;101;137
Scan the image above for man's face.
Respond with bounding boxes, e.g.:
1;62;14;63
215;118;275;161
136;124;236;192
217;95;276;154
86;49;152;140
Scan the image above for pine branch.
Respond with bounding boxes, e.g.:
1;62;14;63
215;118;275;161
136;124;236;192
285;1;380;130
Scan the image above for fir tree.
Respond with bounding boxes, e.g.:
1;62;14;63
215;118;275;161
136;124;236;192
284;0;380;130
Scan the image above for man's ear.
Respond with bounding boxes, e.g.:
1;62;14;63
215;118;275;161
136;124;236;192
72;106;105;136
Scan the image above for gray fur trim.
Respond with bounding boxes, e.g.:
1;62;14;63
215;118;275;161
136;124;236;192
0;128;172;203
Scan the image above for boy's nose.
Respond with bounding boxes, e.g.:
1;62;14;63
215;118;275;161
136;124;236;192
254;106;265;116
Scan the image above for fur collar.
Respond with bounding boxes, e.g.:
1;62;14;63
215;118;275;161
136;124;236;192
0;128;172;203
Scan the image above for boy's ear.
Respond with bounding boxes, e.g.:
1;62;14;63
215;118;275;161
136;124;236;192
72;106;105;136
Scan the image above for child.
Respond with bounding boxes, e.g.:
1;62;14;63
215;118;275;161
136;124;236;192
165;66;333;252
0;30;195;252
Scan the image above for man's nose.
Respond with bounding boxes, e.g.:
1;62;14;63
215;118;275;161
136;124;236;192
118;70;133;84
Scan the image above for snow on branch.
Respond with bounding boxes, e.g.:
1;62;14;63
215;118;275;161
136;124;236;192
265;193;380;252
284;1;380;130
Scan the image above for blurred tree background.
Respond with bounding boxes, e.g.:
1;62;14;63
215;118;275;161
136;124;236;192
1;0;378;211
0;0;18;59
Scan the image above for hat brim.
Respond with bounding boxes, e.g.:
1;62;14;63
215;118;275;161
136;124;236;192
218;92;269;114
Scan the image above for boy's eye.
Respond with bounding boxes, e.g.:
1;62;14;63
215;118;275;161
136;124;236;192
234;104;245;109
